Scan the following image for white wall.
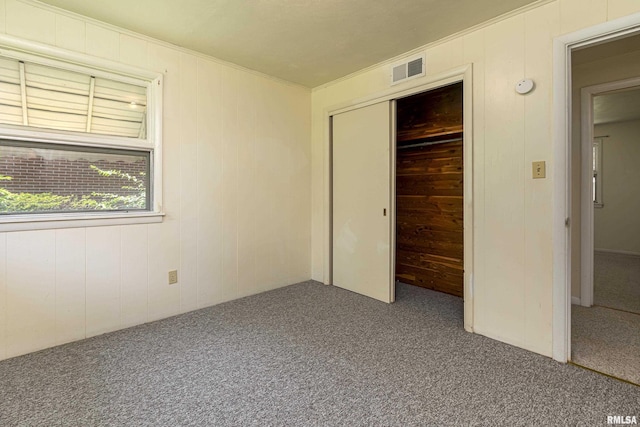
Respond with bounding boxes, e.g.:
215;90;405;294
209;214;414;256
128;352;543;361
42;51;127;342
0;0;311;361
311;0;640;357
571;47;640;298
594;120;640;254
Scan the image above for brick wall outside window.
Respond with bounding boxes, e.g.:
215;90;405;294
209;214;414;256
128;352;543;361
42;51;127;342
0;155;148;197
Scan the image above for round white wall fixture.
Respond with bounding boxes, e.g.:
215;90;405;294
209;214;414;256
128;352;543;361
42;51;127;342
516;79;535;94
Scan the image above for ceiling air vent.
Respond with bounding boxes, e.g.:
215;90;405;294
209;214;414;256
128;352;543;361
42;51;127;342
391;53;425;85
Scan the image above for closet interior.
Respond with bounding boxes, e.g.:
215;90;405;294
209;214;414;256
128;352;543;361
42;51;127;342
395;82;464;297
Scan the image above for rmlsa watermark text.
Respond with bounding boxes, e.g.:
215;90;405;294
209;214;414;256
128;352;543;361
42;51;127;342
607;415;638;425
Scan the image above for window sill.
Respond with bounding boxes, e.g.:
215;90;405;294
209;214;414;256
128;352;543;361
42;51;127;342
0;211;164;232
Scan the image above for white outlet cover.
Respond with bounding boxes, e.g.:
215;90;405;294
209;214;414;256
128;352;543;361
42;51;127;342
516;79;534;94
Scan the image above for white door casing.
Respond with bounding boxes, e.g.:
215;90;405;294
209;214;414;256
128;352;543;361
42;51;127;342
552;12;640;362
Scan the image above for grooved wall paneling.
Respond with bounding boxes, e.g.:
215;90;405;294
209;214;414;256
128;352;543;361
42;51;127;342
0;233;6;360
0;0;311;361
6;231;56;357
86;226;122;337
54;228;86;345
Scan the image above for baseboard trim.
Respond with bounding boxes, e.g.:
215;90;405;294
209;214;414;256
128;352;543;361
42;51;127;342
595;248;640;257
571;296;581;306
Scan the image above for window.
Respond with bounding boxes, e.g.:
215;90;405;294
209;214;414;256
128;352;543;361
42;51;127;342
0;35;162;231
593;138;603;208
0;141;150;214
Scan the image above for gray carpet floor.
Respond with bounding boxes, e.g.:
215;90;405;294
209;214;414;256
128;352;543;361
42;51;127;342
594;251;640;314
0;281;639;427
572;305;640;384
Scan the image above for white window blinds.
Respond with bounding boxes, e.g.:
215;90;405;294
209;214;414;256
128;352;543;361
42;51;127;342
0;56;146;139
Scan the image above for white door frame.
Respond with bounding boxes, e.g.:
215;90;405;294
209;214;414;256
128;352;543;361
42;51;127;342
580;77;640;309
552;12;640;363
324;64;474;332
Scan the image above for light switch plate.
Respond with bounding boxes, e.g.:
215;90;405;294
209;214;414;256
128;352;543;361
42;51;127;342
168;270;178;285
532;161;546;179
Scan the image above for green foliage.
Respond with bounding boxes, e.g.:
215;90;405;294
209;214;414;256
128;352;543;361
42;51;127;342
0;187;74;212
83;165;147;210
0;166;147;214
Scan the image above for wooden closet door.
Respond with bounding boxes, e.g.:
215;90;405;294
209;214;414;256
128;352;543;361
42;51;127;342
332;102;394;303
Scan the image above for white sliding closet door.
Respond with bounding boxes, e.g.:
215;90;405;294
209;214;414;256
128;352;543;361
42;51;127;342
332;101;394;303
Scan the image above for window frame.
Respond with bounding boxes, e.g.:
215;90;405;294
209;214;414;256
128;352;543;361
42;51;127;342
0;34;164;231
593;138;603;208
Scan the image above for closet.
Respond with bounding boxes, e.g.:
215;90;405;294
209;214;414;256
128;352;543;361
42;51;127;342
395;82;464;297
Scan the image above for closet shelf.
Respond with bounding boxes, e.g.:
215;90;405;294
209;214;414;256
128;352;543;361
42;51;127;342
397;127;463;144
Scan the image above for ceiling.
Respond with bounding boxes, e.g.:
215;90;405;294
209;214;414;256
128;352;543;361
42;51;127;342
594;87;640;125
38;0;539;87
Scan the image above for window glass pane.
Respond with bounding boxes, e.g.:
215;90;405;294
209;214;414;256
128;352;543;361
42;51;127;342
593;140;602;205
0;141;150;214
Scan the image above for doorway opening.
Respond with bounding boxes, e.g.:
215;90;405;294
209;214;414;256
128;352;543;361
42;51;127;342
395;82;464;302
569;34;640;385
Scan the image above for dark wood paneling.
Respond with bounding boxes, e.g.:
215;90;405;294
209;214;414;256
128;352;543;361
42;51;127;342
396;174;463;197
397;223;463;244
396;249;463;273
396;264;464;297
396;82;463;144
398;144;463;160
396;136;463;297
397;155;462;176
398;209;462;227
395;83;464;297
396;240;462;261
396;195;462;213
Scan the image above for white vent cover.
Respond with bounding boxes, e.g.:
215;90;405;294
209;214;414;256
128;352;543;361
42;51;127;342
391;54;425;85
